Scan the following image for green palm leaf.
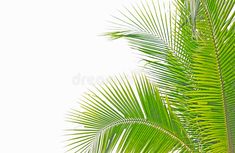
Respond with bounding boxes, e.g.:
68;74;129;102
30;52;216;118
186;1;235;151
106;0;200;149
66;75;193;152
106;0;235;152
67;0;235;152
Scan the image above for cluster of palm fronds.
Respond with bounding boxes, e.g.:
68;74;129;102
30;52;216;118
66;0;235;152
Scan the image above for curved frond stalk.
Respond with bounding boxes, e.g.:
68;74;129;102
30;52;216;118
94;118;192;152
65;75;194;152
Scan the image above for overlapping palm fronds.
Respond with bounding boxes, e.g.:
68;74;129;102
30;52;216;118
67;0;235;152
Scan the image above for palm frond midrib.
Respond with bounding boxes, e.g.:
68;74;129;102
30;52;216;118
89;118;193;152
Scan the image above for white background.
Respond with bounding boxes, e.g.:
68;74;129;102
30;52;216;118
0;0;139;152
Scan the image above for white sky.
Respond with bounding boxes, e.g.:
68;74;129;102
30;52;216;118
0;0;140;152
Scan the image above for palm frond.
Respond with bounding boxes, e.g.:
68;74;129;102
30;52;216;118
106;0;200;149
185;0;235;151
65;75;193;152
106;0;235;152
